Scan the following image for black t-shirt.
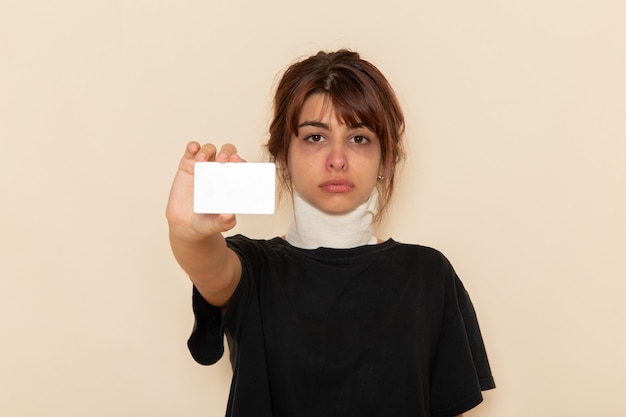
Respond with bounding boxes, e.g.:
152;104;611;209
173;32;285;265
188;236;495;417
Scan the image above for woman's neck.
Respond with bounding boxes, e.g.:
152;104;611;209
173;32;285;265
286;189;379;249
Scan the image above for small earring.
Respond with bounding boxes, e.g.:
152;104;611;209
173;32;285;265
377;175;384;181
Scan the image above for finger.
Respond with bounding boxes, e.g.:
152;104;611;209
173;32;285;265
218;144;247;163
216;143;239;162
218;213;237;228
178;141;203;173
197;143;218;162
183;141;201;159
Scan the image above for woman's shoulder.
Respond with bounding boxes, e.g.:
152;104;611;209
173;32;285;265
386;238;450;260
383;239;462;279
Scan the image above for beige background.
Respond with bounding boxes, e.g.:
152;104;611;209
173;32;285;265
1;0;625;416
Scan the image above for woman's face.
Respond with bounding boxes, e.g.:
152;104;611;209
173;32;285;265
286;93;382;214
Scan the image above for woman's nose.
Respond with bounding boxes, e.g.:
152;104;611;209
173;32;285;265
326;142;347;171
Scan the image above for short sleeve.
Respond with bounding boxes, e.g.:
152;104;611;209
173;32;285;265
430;257;495;417
186;235;257;366
187;286;225;365
455;278;496;391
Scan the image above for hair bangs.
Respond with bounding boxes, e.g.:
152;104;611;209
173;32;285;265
320;67;385;136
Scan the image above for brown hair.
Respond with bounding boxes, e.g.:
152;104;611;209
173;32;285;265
266;49;405;219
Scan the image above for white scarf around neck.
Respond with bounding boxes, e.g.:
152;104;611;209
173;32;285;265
286;188;379;250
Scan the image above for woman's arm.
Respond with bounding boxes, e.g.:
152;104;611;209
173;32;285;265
166;142;244;307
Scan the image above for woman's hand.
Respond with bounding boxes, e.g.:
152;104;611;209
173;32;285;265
166;141;246;307
166;141;246;241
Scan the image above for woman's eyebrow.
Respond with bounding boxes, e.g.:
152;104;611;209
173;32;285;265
298;121;329;129
297;121;370;130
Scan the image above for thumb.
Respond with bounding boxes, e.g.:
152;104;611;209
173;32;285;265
218;214;237;231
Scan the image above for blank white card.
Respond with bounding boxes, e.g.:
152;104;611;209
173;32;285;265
193;162;276;214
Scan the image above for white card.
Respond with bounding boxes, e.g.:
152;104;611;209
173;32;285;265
193;162;276;214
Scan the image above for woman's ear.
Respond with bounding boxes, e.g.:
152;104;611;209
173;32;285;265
281;162;290;181
378;163;386;180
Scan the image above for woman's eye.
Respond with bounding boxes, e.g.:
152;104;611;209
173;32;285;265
350;135;370;144
305;134;325;143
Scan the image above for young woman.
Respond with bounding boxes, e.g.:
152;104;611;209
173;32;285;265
166;50;495;417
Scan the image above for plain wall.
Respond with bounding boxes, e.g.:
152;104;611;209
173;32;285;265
1;0;625;416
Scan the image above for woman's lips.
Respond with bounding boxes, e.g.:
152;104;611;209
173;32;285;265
319;179;354;193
